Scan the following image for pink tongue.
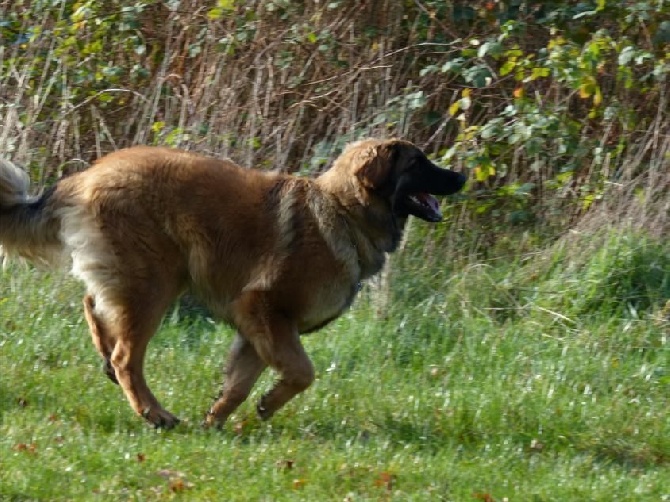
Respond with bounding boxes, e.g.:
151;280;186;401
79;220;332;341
416;193;442;218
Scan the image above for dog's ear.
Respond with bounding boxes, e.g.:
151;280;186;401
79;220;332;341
353;142;397;190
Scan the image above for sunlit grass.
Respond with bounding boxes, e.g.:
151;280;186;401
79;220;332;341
1;230;668;500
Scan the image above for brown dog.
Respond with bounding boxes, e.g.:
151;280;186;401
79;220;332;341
0;139;465;428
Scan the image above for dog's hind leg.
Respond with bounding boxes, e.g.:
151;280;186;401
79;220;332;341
204;333;267;428
84;272;183;429
82;294;118;385
101;295;181;429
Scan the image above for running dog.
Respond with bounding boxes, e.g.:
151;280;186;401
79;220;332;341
0;139;466;428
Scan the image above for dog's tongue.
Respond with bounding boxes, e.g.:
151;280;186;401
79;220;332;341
417;193;442;220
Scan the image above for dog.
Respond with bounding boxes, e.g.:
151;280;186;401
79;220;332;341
0;139;466;428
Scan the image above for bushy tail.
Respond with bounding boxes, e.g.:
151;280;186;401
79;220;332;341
0;158;62;265
0;158;31;206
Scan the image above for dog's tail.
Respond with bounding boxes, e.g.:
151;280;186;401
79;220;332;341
0;158;62;265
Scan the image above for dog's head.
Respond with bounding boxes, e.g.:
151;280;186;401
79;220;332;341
322;138;466;223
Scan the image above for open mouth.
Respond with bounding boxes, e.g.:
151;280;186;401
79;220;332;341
406;192;442;222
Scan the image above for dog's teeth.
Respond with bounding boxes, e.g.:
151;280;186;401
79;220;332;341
409;195;427;208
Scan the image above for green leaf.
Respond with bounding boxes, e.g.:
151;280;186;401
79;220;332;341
530;67;550;80
582;193;595;211
654;21;670;44
207;7;223;20
477;42;491;58
217;0;236;10
500;60;516;76
419;65;438;77
441;58;465;73
208;0;235;20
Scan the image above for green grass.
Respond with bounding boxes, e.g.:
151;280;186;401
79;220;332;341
1;230;669;501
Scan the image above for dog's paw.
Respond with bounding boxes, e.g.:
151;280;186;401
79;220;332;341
202;410;226;430
256;398;274;421
141;407;180;429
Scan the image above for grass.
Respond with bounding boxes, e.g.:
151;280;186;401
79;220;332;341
1;230;669;501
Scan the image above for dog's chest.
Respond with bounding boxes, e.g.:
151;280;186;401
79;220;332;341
297;275;361;333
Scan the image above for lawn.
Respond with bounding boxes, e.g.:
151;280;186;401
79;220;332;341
1;229;668;501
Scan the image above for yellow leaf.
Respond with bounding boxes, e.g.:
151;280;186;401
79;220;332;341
582;193;595;210
513;87;524;98
474;167;488;182
207;7;223;19
462;88;472;99
548;36;566;50
474;165;495;182
578;84;591;99
593;86;602;106
292;478;307;489
448;101;461;116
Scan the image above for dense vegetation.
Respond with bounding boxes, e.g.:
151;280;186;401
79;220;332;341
1;1;668;500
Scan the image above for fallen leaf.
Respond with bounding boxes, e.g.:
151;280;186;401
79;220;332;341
473;493;495;502
169;478;186;493
374;471;396;491
156;469;194;492
14;443;37;454
292;478;307;489
137;453;146;463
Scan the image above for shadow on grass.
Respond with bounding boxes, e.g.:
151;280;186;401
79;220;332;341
589;440;670;470
0;491;40;502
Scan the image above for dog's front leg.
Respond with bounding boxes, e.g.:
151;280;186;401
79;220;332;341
204;333;266;428
228;290;315;422
254;330;315;421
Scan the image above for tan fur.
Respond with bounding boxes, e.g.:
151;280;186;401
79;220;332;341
0;139;464;428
